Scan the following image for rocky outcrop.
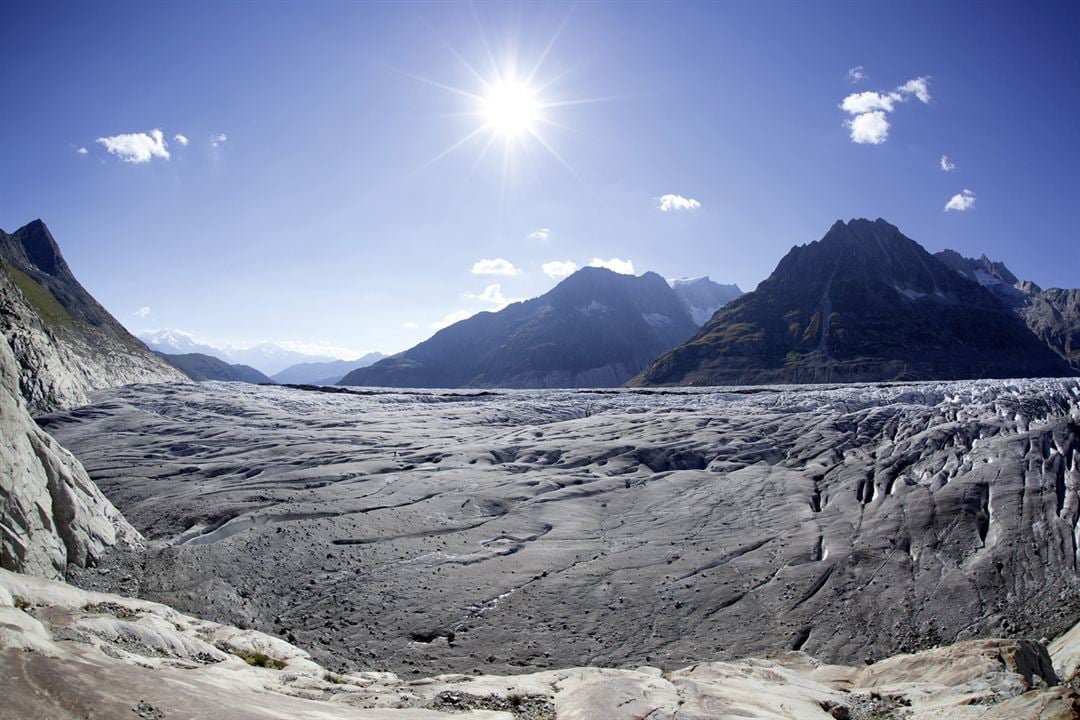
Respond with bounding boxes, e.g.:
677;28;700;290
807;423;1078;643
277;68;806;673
3;567;1079;719
341;267;701;388
0;220;184;413
630;219;1074;386
0;331;139;580
1018;287;1080;372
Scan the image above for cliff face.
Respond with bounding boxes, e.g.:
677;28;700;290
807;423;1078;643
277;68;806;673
0;220;184;413
0;330;139;579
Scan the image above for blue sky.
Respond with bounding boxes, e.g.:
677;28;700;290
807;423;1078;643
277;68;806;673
2;1;1077;358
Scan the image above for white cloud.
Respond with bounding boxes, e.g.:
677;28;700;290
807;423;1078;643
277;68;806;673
75;147;88;155
588;257;635;275
542;260;578;278
430;309;474;330
839;76;930;145
174;134;189;146
211;133;227;147
401;321;419;329
940;154;956;172
840;91;900;115
135;306;150;318
846;111;890;144
658;194;701;212
465;283;522;310
471;258;521;276
900;77;931;104
944;189;976;212
847;65;866;83
528;228;550;241
96;128;170;163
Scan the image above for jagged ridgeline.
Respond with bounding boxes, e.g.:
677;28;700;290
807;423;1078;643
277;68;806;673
630;219;1077;386
0;220;183;412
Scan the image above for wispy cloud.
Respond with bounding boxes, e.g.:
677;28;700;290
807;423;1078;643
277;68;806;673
847;65;866;84
97;128;170;163
471;258;521;276
588;257;635;275
542;260;578;278
940;155;956;172
658;194;701;212
528;227;551;241
401;321;418;329
174;134;189;146
840;76;931;144
945;189;976;212
134;306;151;318
211;133;227;147
430;309;473;330
75;147;88;156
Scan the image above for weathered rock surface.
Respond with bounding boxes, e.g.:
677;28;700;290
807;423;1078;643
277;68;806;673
0;330;139;579
47;378;1080;678
630;219;1074;386
340;267;701;389
0;219;184;413
3;568;1078;720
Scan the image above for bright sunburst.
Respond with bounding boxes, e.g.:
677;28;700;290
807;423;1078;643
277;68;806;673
481;79;540;138
386;10;607;186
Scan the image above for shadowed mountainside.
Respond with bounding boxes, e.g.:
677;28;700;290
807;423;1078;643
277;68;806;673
630;219;1074;387
341;267;700;388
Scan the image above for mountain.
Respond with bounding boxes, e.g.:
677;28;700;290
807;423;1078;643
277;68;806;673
669;276;743;325
140;329;229;359
0;220;184;412
154;352;272;383
933;250;1080;373
630;218;1075;386
340;267;701;388
221;342;336;376
271;353;386;385
933;249;1028;308
1018;287;1080;371
138;330;344;376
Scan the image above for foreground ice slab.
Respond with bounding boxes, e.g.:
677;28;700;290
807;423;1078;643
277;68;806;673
45;379;1080;677
3;568;1078;720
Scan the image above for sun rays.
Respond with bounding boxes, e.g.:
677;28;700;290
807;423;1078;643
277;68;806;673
388;7;603;187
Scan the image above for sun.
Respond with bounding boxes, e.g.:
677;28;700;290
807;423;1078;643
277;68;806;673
481;80;540;138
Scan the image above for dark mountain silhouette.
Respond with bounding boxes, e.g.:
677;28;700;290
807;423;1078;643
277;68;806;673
272;354;386;385
630;218;1075;386
340;267;699;388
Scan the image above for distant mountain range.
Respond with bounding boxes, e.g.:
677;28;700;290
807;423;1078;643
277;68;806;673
669;277;743;325
271;354;386;385
0;220;183;412
153;352;272;384
340;267;731;388
629;219;1075;386
138;329;380;378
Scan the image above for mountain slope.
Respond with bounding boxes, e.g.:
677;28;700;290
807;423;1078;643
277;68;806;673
140;329;229;360
272;353;386;385
630;219;1074;386
155;352;272;383
0;220;184;412
934;250;1080;372
670;276;743;325
341;267;699;388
